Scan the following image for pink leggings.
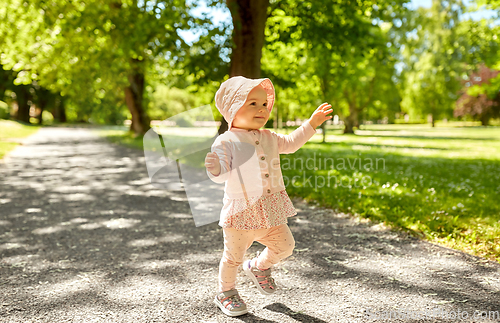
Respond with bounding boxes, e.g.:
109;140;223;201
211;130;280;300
218;223;295;293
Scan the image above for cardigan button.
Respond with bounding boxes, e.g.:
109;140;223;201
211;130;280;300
265;173;269;178
261;156;265;160
267;189;271;193
255;141;259;145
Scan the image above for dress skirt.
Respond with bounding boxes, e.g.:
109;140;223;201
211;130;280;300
219;189;297;230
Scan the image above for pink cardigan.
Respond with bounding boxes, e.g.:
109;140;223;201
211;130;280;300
207;120;317;200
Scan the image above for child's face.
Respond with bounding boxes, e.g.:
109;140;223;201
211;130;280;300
232;85;269;130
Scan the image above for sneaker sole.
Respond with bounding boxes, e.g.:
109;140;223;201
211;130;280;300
213;296;248;317
243;260;276;296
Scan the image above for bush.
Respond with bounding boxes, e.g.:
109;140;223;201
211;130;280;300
0;101;9;119
42;111;54;124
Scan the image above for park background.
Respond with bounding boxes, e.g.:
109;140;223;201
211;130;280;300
1;0;500;264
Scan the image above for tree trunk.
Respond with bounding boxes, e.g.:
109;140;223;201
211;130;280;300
480;114;490;126
227;0;269;78
217;0;269;135
343;104;359;134
54;95;67;123
14;85;31;123
37;104;44;125
319;75;328;143
36;88;51;125
429;104;436;127
124;58;150;136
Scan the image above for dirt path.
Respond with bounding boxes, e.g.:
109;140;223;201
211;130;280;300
0;127;499;323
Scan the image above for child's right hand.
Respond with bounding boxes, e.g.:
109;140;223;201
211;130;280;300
205;152;221;176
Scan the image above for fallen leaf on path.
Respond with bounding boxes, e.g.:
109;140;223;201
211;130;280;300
432;299;454;304
332;271;346;275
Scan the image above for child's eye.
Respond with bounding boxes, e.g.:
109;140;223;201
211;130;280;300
250;102;256;105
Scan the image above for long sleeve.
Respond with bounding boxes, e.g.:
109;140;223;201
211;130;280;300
206;136;232;183
275;119;317;154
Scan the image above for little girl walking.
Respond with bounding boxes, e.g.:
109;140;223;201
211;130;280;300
205;76;332;316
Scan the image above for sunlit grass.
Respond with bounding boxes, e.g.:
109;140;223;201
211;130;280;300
285;123;500;262
0;120;40;159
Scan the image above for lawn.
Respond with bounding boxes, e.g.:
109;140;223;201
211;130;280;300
288;123;500;262
0;120;40;159
99;122;500;262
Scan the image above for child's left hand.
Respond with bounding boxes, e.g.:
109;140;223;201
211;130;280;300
309;103;333;129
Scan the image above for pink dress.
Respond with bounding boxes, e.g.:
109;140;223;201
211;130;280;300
207;120;317;230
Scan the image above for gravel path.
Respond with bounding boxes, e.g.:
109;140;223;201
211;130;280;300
1;127;499;323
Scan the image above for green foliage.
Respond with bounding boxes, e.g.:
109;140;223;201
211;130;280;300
148;85;197;120
0;0;206;128
41;110;54;124
262;0;408;129
0;100;8;119
398;0;500;123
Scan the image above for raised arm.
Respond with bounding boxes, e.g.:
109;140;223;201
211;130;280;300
276;102;333;154
276;119;317;154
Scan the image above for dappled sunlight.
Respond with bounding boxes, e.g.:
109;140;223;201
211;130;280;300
160;212;193;219
322;126;500;161
0;219;12;226
32;225;67;235
128;238;159;247
1;127;499;322
0;242;30;251
285;202;500;318
105;276;176;304
36;274;99;300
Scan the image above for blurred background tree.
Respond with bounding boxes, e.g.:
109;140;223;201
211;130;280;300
1;0;499;132
454;64;500;125
0;0;208;135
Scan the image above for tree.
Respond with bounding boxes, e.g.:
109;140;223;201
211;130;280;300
399;0;469;127
264;0;408;134
398;0;500;127
454;64;500;125
202;0;271;134
0;0;198;135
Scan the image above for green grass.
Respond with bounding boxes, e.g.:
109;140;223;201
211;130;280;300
98;122;500;262
288;123;500;262
0;120;40;159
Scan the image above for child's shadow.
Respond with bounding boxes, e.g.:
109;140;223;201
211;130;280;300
263;303;329;322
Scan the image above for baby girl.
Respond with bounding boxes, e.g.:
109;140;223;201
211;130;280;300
205;76;332;316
